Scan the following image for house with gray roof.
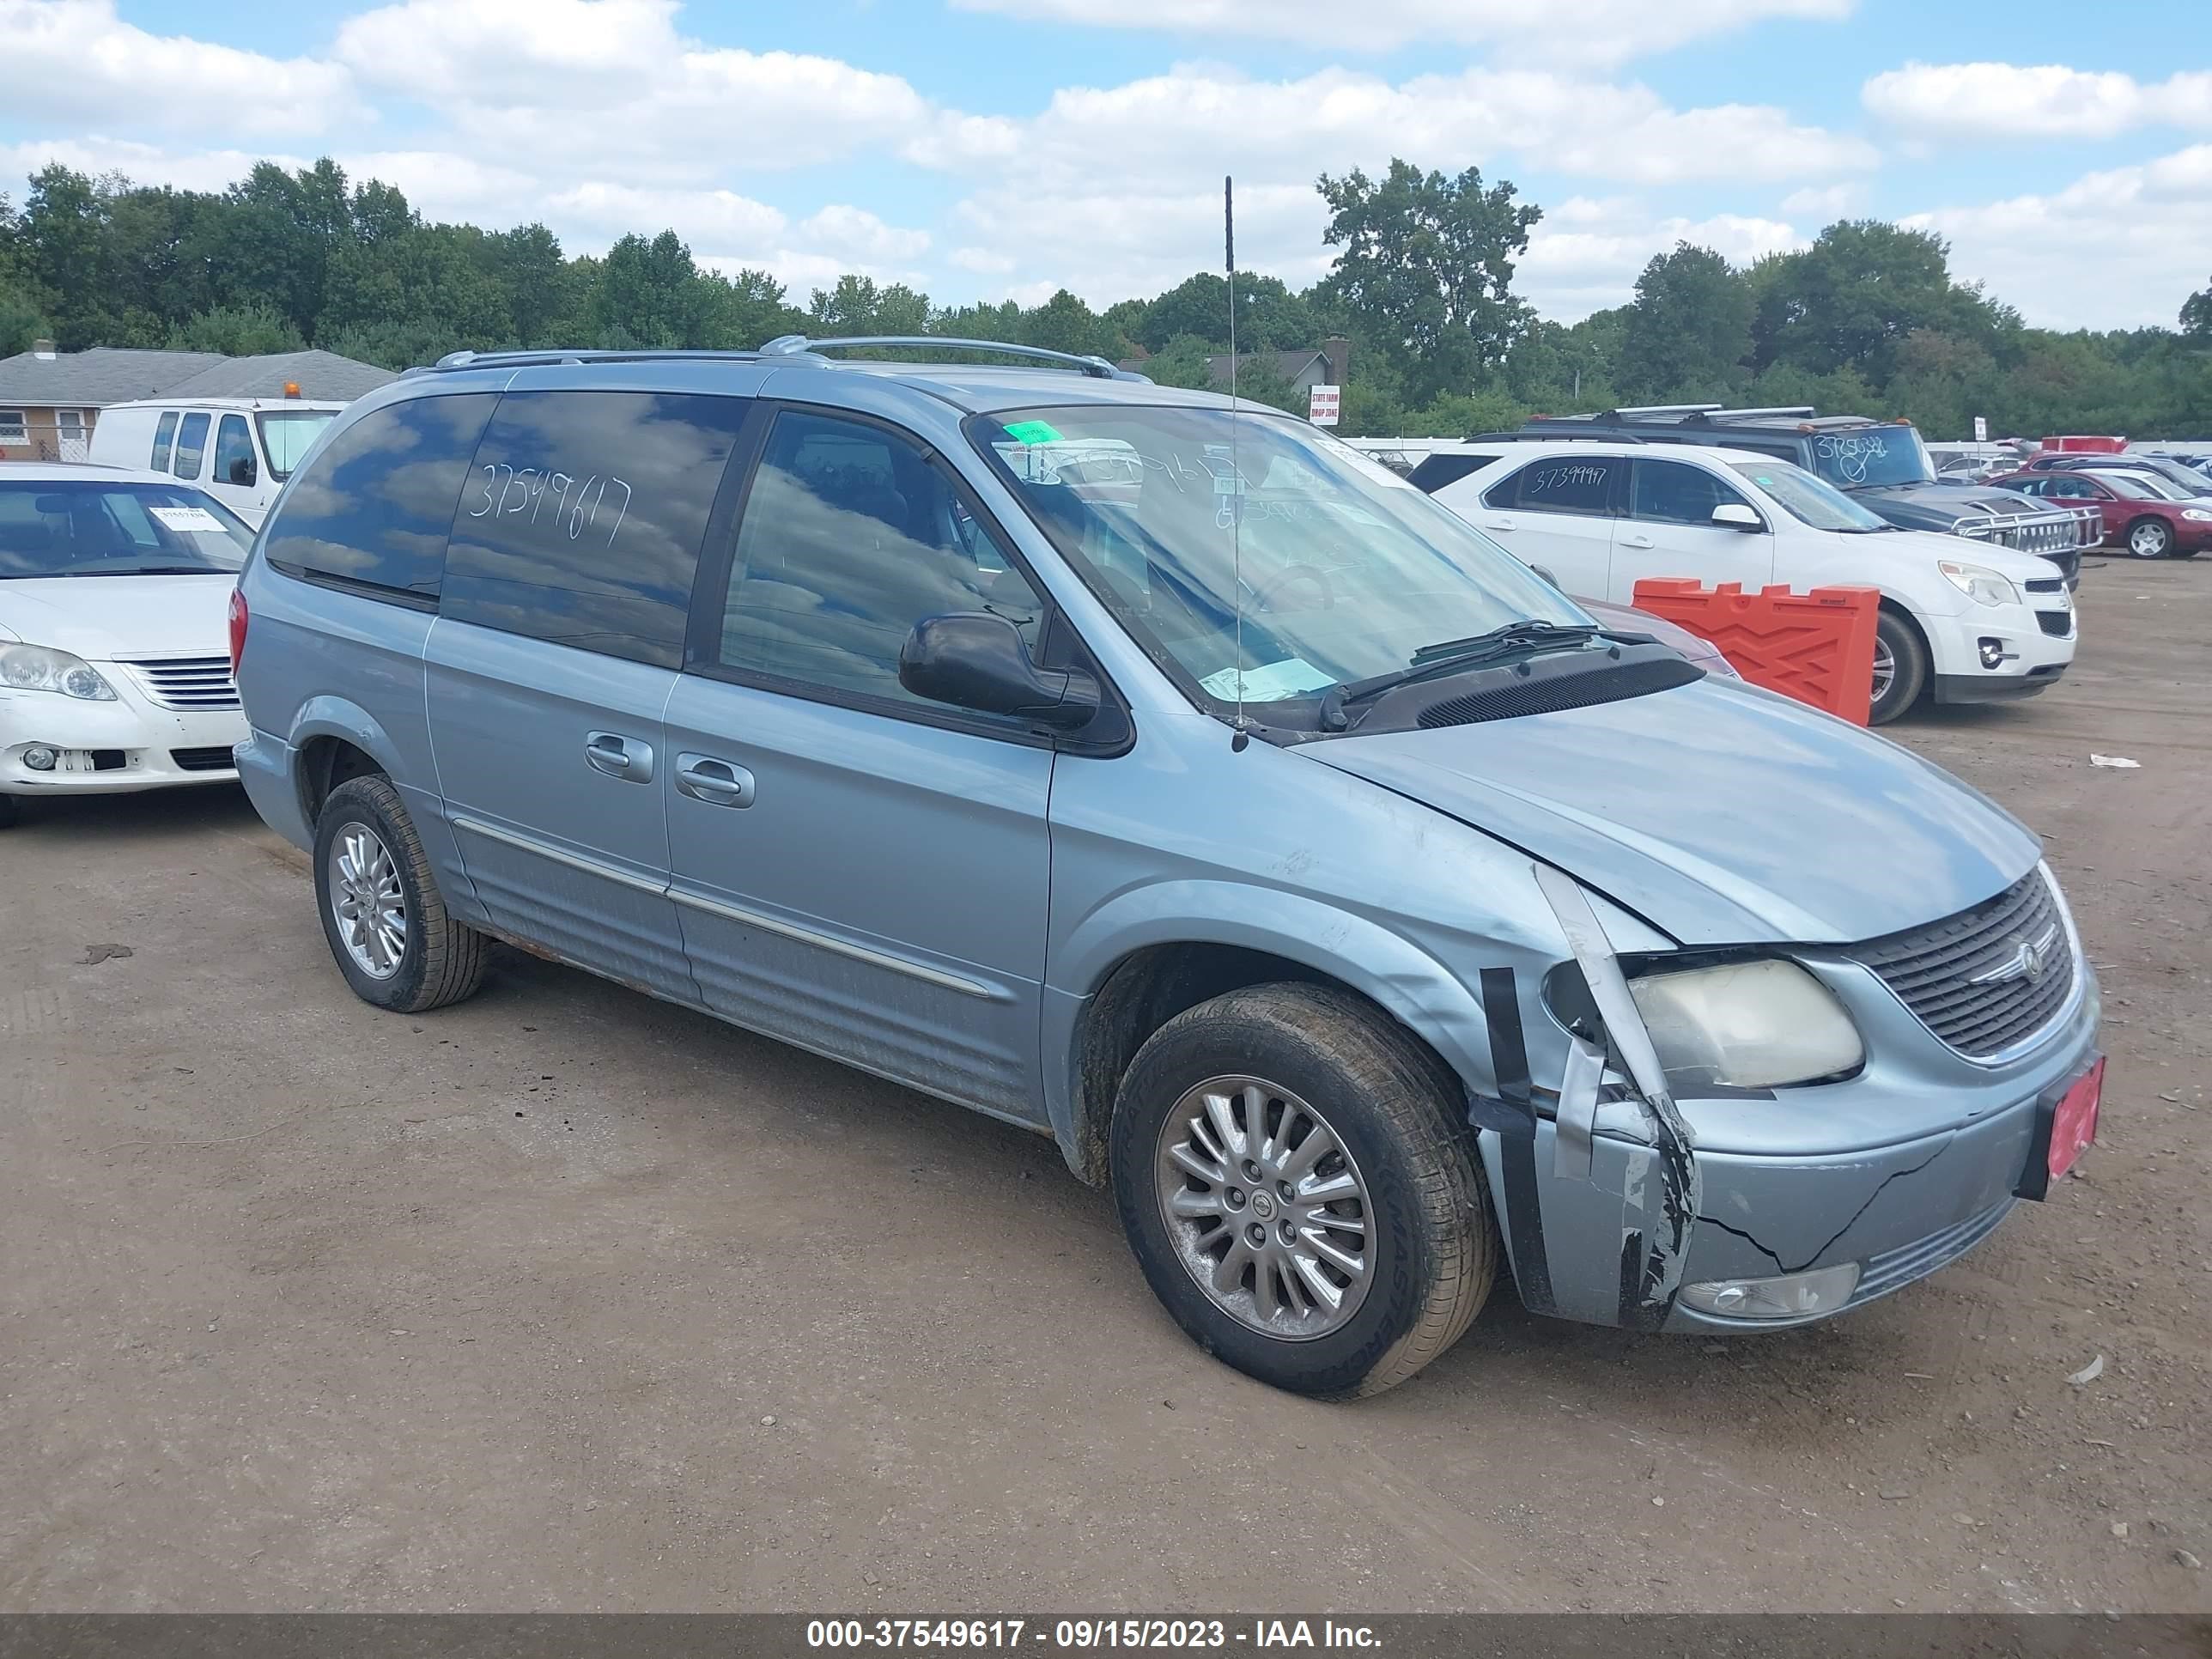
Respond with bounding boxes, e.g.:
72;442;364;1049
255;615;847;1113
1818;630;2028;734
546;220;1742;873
0;342;392;462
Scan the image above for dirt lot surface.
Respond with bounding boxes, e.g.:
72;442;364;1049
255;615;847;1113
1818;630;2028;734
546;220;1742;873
3;558;2207;1616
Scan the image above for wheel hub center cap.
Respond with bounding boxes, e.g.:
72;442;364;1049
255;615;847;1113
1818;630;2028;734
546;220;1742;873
1250;1190;1278;1221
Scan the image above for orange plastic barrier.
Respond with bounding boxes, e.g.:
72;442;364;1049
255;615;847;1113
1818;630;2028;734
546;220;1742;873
1630;580;1880;725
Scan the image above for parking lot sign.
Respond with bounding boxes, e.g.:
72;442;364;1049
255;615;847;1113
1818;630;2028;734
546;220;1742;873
1309;384;1341;426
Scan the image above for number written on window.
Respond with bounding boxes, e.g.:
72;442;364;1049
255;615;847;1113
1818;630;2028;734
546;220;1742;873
467;465;635;546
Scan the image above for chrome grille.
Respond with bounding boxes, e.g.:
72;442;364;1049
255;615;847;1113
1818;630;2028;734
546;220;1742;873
1848;870;2075;1060
121;655;240;711
1954;506;2101;556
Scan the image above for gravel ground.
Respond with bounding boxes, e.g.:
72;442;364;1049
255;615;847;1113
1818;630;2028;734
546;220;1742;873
2;556;2206;1614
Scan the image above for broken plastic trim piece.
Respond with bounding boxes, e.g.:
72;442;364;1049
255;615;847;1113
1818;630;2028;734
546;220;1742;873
1553;1034;1606;1182
1533;863;1703;1329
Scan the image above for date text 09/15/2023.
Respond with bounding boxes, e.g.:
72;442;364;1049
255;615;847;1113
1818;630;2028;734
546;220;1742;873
805;1620;1383;1650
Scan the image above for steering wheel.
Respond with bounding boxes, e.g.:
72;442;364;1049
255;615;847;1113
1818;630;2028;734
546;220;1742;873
1250;566;1335;615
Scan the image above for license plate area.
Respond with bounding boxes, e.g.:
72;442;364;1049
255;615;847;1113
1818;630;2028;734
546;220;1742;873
2017;1054;2103;1200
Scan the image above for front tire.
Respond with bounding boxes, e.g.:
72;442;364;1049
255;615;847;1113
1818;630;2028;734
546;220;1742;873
313;775;489;1012
1869;608;1929;726
1109;983;1495;1399
0;794;17;830
2124;518;2173;559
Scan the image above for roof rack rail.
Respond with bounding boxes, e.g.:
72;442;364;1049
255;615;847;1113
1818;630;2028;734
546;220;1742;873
1461;428;1646;445
429;348;767;372
760;334;1140;380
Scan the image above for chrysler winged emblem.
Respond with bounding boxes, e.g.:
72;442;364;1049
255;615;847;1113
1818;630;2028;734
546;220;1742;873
1972;924;2061;987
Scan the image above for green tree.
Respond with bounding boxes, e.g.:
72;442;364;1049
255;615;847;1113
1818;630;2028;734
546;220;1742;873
1619;243;1753;402
807;274;930;337
1885;328;2000;439
1749;221;2011;389
1316;159;1540;404
596;230;703;346
2182;276;2212;340
1020;288;1112;358
167;302;306;355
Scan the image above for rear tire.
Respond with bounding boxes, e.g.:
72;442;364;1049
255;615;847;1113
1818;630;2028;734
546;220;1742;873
1870;608;1929;726
313;775;489;1012
0;795;16;830
1109;982;1495;1399
2124;518;2173;559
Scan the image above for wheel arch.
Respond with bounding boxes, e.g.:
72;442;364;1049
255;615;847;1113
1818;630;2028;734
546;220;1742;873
1048;892;1501;1187
288;697;404;827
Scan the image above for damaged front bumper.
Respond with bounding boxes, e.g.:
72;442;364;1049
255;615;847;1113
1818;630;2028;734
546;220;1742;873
1473;864;2102;1334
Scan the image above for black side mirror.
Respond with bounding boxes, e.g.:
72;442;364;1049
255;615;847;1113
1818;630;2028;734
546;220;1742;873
228;458;257;486
899;612;1101;731
1528;563;1561;588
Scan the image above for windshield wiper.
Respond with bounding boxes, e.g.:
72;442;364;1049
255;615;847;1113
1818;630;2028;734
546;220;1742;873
52;565;231;577
1317;620;1642;731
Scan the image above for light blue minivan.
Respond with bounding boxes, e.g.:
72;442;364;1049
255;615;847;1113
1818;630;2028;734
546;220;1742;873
230;338;2104;1397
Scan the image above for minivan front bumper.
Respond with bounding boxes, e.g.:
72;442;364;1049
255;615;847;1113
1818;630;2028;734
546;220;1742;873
1485;865;2101;1334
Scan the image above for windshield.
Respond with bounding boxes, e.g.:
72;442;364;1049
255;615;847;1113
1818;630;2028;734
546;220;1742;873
2104;472;2180;501
970;406;1588;717
1807;425;1936;490
0;480;252;578
1728;459;1893;532
256;409;336;480
2116;465;2202;499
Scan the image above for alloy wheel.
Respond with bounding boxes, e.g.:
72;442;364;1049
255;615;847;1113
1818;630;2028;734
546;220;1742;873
329;821;406;979
1153;1075;1375;1340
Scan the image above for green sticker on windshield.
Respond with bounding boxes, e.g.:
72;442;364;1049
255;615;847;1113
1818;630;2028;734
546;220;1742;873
1005;420;1063;445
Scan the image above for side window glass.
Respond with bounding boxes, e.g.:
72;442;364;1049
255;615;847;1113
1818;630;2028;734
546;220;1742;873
1632;459;1749;526
150;411;178;471
716;409;1045;714
213;414;256;487
1502;457;1614;515
263;392;499;603
441;391;747;668
172;412;210;479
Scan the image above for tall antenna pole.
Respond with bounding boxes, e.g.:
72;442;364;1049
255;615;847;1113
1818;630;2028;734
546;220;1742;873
1225;174;1248;748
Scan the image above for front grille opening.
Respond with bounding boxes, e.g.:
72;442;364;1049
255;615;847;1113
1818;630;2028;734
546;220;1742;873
170;747;236;773
1415;655;1705;729
1847;871;2075;1059
2036;611;2070;638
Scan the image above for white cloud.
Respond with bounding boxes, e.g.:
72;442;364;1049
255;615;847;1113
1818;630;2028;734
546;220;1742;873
950;246;1018;276
335;0;928;176
1;137;305;196
0;0;358;137
1863;61;2212;143
1519;201;1805;317
949;0;1850;66
917;65;1873;189
1905;145;2212;328
1780;182;1865;219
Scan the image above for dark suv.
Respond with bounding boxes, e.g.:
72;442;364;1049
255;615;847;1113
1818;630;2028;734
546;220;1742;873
1502;407;2098;586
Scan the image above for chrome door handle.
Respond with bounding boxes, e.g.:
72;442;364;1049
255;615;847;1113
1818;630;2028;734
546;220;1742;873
586;732;653;783
1619;533;1656;549
676;753;755;808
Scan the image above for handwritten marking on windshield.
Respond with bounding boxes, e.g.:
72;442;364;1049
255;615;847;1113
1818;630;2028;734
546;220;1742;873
1814;433;1889;484
1528;464;1608;496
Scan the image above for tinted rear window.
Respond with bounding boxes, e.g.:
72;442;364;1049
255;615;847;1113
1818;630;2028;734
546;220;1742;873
438;391;749;668
262;393;499;605
1486;456;1619;514
1407;453;1501;494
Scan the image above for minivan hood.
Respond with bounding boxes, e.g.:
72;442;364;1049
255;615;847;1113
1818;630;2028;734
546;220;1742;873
0;574;238;659
1311;678;2040;946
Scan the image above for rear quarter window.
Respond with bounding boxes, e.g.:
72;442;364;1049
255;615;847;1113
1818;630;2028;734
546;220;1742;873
438;391;750;668
1407;453;1502;494
1484;457;1618;514
262;392;500;606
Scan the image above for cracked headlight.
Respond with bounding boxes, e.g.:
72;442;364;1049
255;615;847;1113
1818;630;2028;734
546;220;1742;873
1627;959;1863;1090
0;643;118;701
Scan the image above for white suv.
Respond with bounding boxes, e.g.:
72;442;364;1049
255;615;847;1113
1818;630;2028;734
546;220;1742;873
1426;440;2076;724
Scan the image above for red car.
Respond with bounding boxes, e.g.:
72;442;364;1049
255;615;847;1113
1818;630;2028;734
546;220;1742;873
1993;469;2212;560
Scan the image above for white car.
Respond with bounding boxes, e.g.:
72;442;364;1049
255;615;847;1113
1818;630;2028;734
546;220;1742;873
0;462;252;827
1425;440;2076;725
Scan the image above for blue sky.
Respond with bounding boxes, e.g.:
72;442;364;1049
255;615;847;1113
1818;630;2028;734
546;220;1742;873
5;0;2208;330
